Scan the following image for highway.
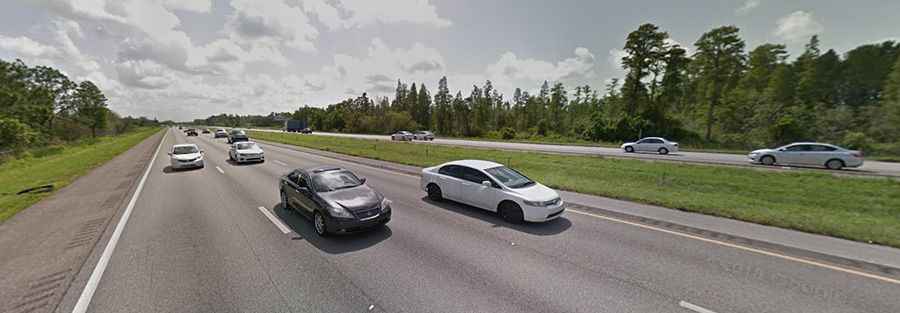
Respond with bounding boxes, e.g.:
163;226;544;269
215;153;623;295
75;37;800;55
251;129;900;177
73;128;899;313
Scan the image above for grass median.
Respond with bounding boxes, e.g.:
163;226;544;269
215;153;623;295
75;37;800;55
0;128;161;222
250;130;900;248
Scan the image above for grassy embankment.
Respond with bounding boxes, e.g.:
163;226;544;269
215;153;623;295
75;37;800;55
250;130;900;248
0;127;160;222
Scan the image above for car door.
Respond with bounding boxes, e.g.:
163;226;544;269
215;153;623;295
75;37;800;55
436;165;462;201
807;144;837;166
457;166;501;210
294;173;319;215
283;171;305;211
780;144;810;165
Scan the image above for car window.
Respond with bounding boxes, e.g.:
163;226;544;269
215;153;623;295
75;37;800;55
785;145;810;152
810;145;837;151
458;167;491;184
236;142;257;150
311;170;362;192
173;146;198;154
485;166;535;188
438;165;461;178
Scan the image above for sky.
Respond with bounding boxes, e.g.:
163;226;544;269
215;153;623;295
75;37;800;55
1;0;898;121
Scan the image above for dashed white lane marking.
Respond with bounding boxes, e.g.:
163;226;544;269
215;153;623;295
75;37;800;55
72;129;169;313
273;159;288;166
679;301;718;313
215;166;224;174
567;209;900;285
257;206;291;234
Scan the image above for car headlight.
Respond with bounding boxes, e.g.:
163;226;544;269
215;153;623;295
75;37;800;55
327;204;353;218
523;198;560;207
381;198;392;212
523;199;544;207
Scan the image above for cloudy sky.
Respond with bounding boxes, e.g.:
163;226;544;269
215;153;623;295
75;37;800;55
1;0;898;121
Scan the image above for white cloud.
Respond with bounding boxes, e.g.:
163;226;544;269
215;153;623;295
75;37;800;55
607;48;627;75
736;0;760;15
0;35;60;58
162;0;212;13
774;11;824;42
227;0;319;52
301;0;451;30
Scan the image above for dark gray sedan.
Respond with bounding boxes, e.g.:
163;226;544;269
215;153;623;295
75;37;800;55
279;166;392;236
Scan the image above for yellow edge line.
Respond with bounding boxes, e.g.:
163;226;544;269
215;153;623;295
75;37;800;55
567;209;900;285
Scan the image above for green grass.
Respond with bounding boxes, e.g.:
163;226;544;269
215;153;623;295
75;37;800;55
0;128;160;222
250;130;900;248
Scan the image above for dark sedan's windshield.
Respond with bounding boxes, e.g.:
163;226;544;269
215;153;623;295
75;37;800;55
312;170;363;192
485;166;534;188
173;146;198;154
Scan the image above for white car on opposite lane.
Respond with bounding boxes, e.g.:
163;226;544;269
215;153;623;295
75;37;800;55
391;131;414;141
748;142;863;170
621;137;679;154
168;144;204;170
229;141;265;163
420;160;565;223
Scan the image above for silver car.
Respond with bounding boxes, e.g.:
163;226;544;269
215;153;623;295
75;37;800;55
748;142;863;170
621;137;679;154
168;144;204;170
413;131;435;141
391;131;414;141
229;141;265;163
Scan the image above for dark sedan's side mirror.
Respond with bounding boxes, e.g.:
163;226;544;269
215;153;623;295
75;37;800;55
359;177;367;184
167;152;172;156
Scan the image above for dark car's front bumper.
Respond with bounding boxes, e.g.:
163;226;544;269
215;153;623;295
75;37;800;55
326;210;391;233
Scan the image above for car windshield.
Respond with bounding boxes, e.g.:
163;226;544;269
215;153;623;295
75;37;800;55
485;166;534;188
311;170;363;192
173;146;198;154
236;143;257;150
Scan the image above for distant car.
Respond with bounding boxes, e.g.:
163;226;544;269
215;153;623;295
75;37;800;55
227;129;249;144
391;131;414;141
413;131;434;141
214;129;228;138
621;137;679;154
201;129;210;134
229;141;265;163
185;129;198;136
748;142;863;170
168;144;204;170
279;166;392;236
300;127;313;134
420;160;565;223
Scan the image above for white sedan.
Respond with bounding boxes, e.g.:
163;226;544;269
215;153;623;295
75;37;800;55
229;141;265;163
420;160;565;223
621;137;679;154
168;144;204;170
748;142;863;170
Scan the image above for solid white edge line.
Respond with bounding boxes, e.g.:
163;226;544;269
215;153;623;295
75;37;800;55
72;128;169;313
679;300;718;313
215;166;224;174
257;206;291;234
567;209;900;285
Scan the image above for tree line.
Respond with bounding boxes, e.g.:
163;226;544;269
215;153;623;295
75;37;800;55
0;58;162;154
199;24;900;154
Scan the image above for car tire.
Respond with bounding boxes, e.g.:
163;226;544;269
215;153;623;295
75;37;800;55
760;155;776;166
313;212;330;237
498;201;524;224
624;146;634;153
426;184;443;201
825;159;845;170
658;147;669;155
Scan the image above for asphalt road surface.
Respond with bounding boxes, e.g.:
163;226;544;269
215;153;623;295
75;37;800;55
251;129;900;177
72;128;900;313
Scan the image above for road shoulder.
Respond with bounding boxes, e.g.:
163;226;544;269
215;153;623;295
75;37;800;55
0;130;164;313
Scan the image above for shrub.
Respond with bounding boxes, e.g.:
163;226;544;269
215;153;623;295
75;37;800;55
841;132;874;152
500;127;516;140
